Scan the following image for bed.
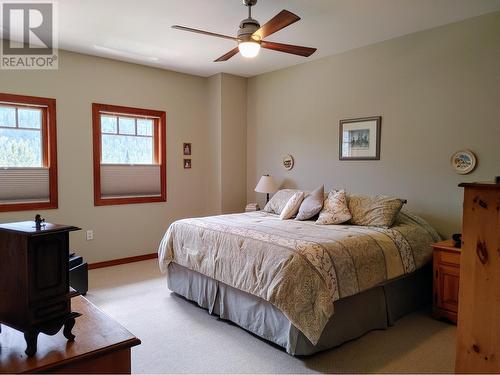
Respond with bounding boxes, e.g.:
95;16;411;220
158;210;440;355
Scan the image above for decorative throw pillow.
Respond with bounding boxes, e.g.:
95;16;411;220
296;185;324;221
347;194;406;228
280;191;305;220
316;190;352;225
263;189;303;215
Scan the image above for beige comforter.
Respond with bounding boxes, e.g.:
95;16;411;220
158;211;440;345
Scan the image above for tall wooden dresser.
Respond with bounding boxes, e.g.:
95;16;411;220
456;182;500;373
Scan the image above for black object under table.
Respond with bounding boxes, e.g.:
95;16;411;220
70;253;89;295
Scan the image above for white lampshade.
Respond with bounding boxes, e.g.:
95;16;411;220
238;41;261;58
255;175;278;194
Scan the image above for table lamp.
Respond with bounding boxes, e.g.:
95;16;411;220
255;175;278;203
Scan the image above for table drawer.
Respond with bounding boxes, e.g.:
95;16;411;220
439;251;460;266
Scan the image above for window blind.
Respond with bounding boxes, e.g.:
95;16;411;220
0;168;50;203
100;164;161;198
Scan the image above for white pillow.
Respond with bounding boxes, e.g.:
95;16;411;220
280;191;305;220
316;189;352;225
263;189;303;215
296;185;324;221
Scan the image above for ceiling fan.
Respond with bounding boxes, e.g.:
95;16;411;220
172;0;317;62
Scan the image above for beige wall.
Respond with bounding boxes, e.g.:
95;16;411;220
220;74;247;213
247;11;500;238
0;50;217;263
206;73;247;214
207;74;222;214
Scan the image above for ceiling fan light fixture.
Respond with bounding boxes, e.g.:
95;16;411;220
172;2;316;62
238;41;260;58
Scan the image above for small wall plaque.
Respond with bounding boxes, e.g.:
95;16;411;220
283;154;294;170
451;150;476;175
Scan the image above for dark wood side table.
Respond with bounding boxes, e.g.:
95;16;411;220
0;221;81;356
432;239;461;324
0;296;141;374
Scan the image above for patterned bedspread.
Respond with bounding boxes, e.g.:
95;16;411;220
158;211;440;345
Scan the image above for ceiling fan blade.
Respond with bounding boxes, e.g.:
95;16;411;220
253;10;301;40
261;41;317;57
172;25;238;41
214;47;240;62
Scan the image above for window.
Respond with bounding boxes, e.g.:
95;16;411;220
0;93;58;212
100;115;154;164
92;103;166;206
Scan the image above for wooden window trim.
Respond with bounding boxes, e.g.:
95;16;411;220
0;93;58;212
92;103;167;206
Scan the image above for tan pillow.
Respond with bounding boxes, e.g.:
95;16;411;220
264;189;303;215
296;185;324;221
347;194;405;228
316;190;352;225
280;192;305;220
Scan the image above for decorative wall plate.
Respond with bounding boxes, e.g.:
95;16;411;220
451;150;477;175
283;154;294;170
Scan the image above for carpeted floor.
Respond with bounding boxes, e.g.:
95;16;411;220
86;259;456;374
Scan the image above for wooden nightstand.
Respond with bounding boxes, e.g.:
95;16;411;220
432;239;461;324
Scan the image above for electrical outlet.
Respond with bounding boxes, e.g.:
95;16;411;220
86;230;94;241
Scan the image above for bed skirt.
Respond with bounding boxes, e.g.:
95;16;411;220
166;262;432;355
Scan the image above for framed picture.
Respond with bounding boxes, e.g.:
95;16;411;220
339;116;381;160
183;143;191;156
183;158;191;169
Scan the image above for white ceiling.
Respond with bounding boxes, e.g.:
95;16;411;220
48;0;500;77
